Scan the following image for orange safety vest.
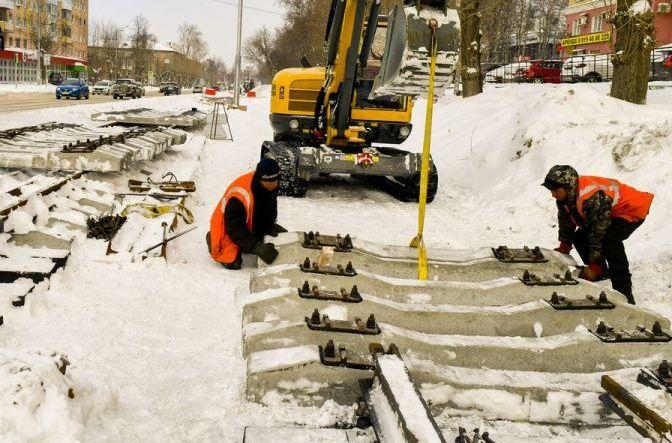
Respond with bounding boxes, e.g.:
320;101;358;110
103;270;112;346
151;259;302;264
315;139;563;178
209;172;255;264
573;176;654;223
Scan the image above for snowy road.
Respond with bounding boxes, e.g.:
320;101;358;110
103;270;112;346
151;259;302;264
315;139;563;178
0;91;171;114
1;84;671;441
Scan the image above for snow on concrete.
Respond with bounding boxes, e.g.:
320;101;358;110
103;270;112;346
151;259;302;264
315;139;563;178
0;82;671;441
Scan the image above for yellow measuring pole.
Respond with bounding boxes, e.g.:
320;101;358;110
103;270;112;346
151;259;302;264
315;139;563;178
410;22;439;281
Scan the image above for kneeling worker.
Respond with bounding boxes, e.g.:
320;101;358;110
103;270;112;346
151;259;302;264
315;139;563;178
208;158;287;269
543;165;653;305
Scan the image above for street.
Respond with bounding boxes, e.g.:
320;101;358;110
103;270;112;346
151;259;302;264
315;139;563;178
0;90;170;113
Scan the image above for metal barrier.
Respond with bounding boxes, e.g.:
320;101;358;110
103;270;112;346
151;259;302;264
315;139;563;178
484;48;672;84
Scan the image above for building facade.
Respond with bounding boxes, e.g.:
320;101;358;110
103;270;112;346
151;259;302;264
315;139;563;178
0;0;89;83
88;42;203;87
563;0;672;55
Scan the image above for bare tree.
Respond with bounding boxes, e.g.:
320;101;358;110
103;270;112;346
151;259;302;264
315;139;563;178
533;0;566;60
129;15;156;84
177;23;208;61
610;0;655;104
457;0;483;97
27;0;57;82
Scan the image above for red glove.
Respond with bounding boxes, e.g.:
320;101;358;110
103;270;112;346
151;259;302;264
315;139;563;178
554;242;573;255
579;263;603;282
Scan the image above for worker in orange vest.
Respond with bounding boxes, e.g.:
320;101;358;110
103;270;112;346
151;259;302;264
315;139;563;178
207;158;287;269
543;165;653;304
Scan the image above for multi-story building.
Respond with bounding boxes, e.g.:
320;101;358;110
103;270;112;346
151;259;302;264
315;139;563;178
88;42;204;87
563;0;672;55
0;0;89;83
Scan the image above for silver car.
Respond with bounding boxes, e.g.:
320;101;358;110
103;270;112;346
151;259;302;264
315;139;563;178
92;80;114;95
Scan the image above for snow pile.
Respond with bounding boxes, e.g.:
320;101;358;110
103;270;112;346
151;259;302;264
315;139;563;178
0;84;57;96
399;83;672;316
0;350;110;443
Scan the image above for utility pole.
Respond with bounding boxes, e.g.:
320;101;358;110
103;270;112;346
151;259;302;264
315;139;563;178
233;0;244;106
37;0;42;84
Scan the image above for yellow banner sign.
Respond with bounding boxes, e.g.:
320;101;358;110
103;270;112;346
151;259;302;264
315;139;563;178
562;32;612;47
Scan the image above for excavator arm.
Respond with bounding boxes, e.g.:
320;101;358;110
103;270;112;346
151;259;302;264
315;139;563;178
320;0;459;145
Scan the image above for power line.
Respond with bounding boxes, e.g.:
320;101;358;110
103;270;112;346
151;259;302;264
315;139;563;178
204;0;284;16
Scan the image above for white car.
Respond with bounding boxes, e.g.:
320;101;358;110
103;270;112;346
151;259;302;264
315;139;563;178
92;80;114;95
484;62;531;83
562;54;613;83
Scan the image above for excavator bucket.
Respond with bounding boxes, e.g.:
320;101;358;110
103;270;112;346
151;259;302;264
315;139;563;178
370;1;460;99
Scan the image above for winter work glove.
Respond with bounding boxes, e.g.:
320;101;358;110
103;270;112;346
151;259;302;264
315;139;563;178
554;242;573;255
579;263;604;282
252;242;279;264
268;223;288;238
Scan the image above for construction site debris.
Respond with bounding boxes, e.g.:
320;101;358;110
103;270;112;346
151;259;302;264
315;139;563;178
0;124;189;172
87;215;127;241
91;108;208;128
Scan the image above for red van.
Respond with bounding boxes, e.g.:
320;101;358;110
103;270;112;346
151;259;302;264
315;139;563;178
525;60;563;84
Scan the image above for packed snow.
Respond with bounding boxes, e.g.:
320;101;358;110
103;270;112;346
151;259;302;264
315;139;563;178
0;82;671;441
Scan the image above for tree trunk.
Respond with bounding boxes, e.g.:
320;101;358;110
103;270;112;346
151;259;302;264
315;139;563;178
610;0;655;104
458;0;483;98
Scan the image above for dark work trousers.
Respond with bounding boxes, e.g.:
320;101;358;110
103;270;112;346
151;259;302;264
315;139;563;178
572;218;643;305
205;231;243;270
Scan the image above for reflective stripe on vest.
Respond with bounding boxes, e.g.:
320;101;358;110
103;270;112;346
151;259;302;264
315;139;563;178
223;186;253;224
575;176;653;223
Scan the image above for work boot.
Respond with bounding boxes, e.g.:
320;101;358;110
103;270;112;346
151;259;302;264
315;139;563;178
222;254;242;270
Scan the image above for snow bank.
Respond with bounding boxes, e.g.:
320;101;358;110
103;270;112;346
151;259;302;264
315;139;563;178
0;349;115;443
400;83;672;316
0;84;57;96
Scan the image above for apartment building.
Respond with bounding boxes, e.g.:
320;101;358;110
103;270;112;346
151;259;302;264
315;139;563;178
563;0;672;55
0;0;89;83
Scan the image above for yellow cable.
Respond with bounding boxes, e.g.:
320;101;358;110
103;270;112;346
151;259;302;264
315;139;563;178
410;25;439;281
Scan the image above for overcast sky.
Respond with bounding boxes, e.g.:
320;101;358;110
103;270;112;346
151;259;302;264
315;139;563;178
89;0;285;66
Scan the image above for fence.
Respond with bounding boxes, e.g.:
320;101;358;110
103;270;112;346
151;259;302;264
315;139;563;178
484;48;672;84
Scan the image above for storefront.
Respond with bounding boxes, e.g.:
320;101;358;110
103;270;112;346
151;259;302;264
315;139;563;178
0;49;87;84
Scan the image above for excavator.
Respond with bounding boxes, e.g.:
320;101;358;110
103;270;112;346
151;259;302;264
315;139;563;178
261;0;460;202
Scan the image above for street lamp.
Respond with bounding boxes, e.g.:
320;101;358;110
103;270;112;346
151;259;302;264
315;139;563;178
233;0;243;105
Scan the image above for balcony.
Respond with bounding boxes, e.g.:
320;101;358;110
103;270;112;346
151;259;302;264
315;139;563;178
61;0;73;11
0;0;13;10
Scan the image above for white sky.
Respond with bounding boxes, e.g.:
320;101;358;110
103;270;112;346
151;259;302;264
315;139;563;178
89;0;285;67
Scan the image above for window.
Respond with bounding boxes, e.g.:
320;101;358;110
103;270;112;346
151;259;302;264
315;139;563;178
592;15;603;33
572;20;581;36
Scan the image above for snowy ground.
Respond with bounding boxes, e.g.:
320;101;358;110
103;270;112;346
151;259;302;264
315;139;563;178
1;83;671;441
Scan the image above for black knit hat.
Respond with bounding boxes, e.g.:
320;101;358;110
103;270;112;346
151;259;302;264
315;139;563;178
256;158;281;182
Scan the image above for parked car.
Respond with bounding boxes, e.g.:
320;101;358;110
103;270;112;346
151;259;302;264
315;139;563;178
92;80;114;95
112;79;143;99
192;85;203;94
484;62;531;83
651;44;672;81
525;60;563;84
56;78;89;100
562;54;613;83
48;72;65;86
160;82;181;96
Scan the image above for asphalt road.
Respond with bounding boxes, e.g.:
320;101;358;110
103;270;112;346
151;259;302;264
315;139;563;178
0;91;166;113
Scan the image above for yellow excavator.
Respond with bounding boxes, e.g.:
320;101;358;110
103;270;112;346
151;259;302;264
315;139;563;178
261;0;459;201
